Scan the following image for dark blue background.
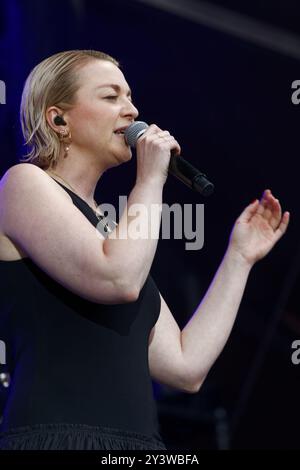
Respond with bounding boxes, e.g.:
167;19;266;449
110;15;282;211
0;0;299;449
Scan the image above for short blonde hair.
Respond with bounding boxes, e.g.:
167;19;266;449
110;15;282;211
19;50;120;169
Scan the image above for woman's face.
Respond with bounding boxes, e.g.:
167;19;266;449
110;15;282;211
67;59;139;166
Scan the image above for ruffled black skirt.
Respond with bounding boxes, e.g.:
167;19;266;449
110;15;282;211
0;423;167;450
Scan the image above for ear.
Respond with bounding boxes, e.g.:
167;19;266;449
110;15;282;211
46;106;68;132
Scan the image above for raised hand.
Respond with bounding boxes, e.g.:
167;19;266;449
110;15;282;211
228;189;290;266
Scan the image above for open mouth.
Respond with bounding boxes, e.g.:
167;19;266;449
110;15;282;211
114;126;128;136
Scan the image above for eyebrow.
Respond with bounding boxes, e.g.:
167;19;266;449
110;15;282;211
95;84;132;96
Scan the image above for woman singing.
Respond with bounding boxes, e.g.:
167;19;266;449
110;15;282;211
0;50;289;450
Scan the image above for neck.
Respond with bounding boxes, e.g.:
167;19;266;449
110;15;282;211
46;151;106;206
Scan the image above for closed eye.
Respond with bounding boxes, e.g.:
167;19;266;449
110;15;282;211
105;95;135;105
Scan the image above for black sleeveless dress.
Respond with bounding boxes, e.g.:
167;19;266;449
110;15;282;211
0;179;166;450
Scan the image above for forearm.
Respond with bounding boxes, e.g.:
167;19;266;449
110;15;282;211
181;249;253;387
103;179;163;294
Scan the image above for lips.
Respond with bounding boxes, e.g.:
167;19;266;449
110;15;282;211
114;132;125;141
114;126;128;134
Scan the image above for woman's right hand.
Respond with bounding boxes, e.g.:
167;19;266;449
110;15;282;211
135;124;181;187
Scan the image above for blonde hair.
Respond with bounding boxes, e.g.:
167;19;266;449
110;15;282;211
19;50;120;169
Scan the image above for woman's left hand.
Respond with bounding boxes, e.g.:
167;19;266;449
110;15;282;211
228;189;290;266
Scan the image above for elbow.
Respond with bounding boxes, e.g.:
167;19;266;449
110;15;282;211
95;277;139;305
183;374;206;394
121;286;140;303
183;382;201;394
117;280;140;303
103;255;141;303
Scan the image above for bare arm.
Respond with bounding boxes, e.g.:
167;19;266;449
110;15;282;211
103;123;181;295
149;191;289;392
104;179;164;297
148;253;251;393
180;249;251;389
0;127;180;304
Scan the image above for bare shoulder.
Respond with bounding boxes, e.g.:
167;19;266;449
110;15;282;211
0;163;72;260
1;162;47;182
0;163;72;204
0;162;74;237
1;162;43;178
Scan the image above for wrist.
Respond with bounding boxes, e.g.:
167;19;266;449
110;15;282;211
225;245;254;272
135;176;165;192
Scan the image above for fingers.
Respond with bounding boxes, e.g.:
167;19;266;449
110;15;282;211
160;136;181;156
242;189;289;230
140;124;169;139
273;211;290;242
250;189;290;237
141;124;162;136
269;197;282;230
139;124;181;155
257;189;273;219
257;189;283;230
240;199;260;223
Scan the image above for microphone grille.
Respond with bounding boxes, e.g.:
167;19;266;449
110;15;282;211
125;121;148;147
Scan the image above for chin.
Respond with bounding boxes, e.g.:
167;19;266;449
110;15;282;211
117;148;132;163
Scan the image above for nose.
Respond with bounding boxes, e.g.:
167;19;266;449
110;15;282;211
122;98;139;120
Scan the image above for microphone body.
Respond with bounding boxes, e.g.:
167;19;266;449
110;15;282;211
125;121;214;197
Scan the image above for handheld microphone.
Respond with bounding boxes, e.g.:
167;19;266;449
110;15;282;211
125;121;214;197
